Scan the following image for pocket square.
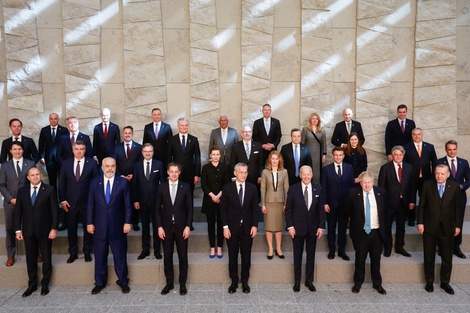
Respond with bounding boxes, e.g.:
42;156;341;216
254;151;259;154
315;195;319;197
153;170;159;173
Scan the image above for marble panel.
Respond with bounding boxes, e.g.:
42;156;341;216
301;59;333;97
3;7;37;38
357;42;393;65
191;36;218;51
274;0;300;28
414;101;457;129
356;86;391;108
8;93;43;112
63;45;100;65
270;81;300;134
242;46;271;80
191;48;218;69
35;0;63;28
332;28;356;83
241;86;270;104
414;65;455;87
415;19;455;41
7;79;42;97
63;28;100;46
190;98;220;115
414;85;456;107
190;23;217;42
190;4;216;27
357;0;394;20
190;67;218;85
102;0;122;29
64;72;99;93
242;15;274;35
301;10;332;38
356;26;393;46
242;27;273;45
124;51;166;88
38;28;65;84
301;35;332;62
391;27;415;82
166;83;191;122
190;0;215;10
218;28;241;83
415;49;456;68
331;0;357;28
163;29;190;83
356;60;392;91
4;34;37;53
241;74;270;92
123;1;161;23
66;0;101;11
332;81;356;112
125;86;168;107
216;0;241;28
66;93;101;118
457;0;470;26
301;0;331;9
271;28;301;82
357;16;394;37
101;84;125;125
219;82;242;129
456;82;470;134
456;27;470;81
417;0;456;21
242;0;275;19
241;99;264;124
123;22;164;56
301;94;334;112
7;60;41;84
389;82;413;117
42;83;66;115
356;98;388;118
191;80;220;101
101;28;124;84
161;0;189;29
393;0;417;28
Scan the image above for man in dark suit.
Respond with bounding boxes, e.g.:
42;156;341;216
403;127;437;226
285;165;325;292
143;108;173;168
321;147;355;261
15;167;59;297
331;108;365;148
92;108;120;165
87;157;132;295
0;141;36;266
280;128;312;185
57;116;93;165
418;164;461;294
155;162;193;296
59;141;99;264
38;113;69;188
221;163;259;294
208;114;239;166
378;145;416;257
347;172;387;295
436;140;470;259
384;104;416;162
133;143;165;260
0;118;40;164
252;103;282;166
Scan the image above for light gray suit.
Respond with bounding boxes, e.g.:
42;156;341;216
208;127;239;166
0;158;35;258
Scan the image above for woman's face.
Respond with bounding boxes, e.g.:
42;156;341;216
210;150;221;162
350;135;359;148
310;115;319;126
270;154;279;167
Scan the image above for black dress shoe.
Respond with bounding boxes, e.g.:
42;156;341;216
242;283;250;294
384;248;391;257
154;252;162;259
425;283;433;292
228;283;238;294
305;281;316;292
373;285;386;295
275;250;285;259
67;254;78;264
267;254;273;260
91;285;105;295
41;286;49;296
138;250;150;260
121;285;130;294
440;283;454;294
57;225;67;231
293;282;300;292
453;248;466;259
408;221;415;227
84;253;92;262
327;252;335;259
351;285;361;293
338;253;350;261
180;284;187;295
396;247;411;257
161;283;174;295
133;224;140;231
22;286;37;297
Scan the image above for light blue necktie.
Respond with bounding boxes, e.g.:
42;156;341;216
439;184;444;198
365;192;371;234
294;145;299;177
265;119;270;134
105;180;111;204
31;187;37;205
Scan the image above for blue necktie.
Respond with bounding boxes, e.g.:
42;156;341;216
439;184;444;198
182;135;186;151
365;192;371;234
31;187;37;205
52;128;56;141
238;184;243;205
105;180;111;204
294;145;299;177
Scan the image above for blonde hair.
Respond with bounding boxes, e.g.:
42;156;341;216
266;150;284;171
307;112;323;132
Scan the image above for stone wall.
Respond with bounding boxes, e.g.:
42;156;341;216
1;0;469;176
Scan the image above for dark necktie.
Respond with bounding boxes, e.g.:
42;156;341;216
155;123;159;139
400;120;405;134
365;192;371;234
451;159;457;179
105;180;111;204
75;160;81;181
51;128;56;141
337;165;342;177
145;161;150;180
397;163;402;183
126;143;130;160
16;161;21;177
182;135;186;151
304;186;308;209
14;137;19;142
238;184;243;205
31;186;37;205
294;145;299;177
104;123;108;139
71;134;75;146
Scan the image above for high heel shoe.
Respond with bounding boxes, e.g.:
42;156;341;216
209;248;215;259
217;247;223;259
267;248;274;260
275;250;285;259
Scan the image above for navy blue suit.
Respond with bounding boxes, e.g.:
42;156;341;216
114;141;142;177
385;118;416;155
57;132;93;165
0;136;40;164
93;122;120;164
167;134;201;189
280;142;312;185
143;121;173;168
87;176;132;287
252;117;282;165
38;125;69;187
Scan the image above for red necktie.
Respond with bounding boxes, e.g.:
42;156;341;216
104;123;108;139
126;143;130;160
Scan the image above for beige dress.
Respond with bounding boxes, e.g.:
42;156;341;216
260;169;289;231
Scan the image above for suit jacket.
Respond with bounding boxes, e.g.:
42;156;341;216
15;182;59;238
92;122;120;163
38;124;69;166
0;158;36;209
154;180;193;233
384;118;416;155
167;134;201;182
57;132;93;165
58;157;99;209
87;175;132;241
331;120;365;147
378;161;416;208
132;159;165;207
260;169;289;204
143;121;173;165
403;141;437;182
418;179;461;237
208;127;239;165
280;142;312;185
114;141;142;176
436;157;470;203
220;181;259;235
321;162;355;210
285;181;325;237
0;136;40;164
230;140;263;184
347;186;387;242
252;117;282;149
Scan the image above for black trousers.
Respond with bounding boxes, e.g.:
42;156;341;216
292;233;317;283
162;224;189;285
24;235;52;288
385;198;407;251
206;213;223;248
352;229;383;287
140;203;161;253
423;227;453;284
66;206;93;255
226;225;253;284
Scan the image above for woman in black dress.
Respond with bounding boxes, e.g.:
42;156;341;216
344;132;368;183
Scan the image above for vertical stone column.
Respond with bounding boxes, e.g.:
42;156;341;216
0;2;7;138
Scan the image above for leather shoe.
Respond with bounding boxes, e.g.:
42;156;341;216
133;224;140;231
383;248;391;257
453;248;466;259
275;250;285;259
91;285;105;295
228;283;238;294
305;281;316;292
161;284;174;295
408;221;415;227
138;250;150;260
351;285;361;293
338;253;350;261
425;283;433;292
373;285;386;295
41;286;49;295
57;224;67;231
293;282;300;292
22;286;37;297
84;253;92;262
242;283;250;294
267;254;273;260
396;247;411;257
154;252;162;259
327;252;335;259
67;254;78;264
5;257;15;267
440;283;454;295
180;284;187;295
121;285;130;294
37;255;43;262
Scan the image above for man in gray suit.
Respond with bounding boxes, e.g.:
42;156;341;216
0;141;36;266
208;115;239;166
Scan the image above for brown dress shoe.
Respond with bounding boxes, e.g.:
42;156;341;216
5;257;15;267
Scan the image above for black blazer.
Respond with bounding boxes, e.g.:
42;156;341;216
220;181;259;235
0;136;40;164
132;159;165;207
331;120;365;147
38;124;69;166
143;121;173;165
15;182;59;238
436;157;470;203
57;132;93;165
230;140;263;185
92;122;121;163
201;162;231;215
384;118;416;155
114;141;142;176
403;141;437;182
378;161;416;208
252;117;282;149
280;142;312;185
154;180;193;233
167;134;201;182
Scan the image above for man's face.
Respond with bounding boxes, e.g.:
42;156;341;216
10;121;22;137
178;120;189;134
100;110;110;123
102;159;116;178
343;109;352;122
72;144;86;159
234;165;248;183
241;127;252;141
397;108;407;120
152;110;162;123
360;176;374;192
10;144;24;159
446;144;458;159
291;131;301;145
300;167;313;185
412;130;423;143
49;114;59;127
167;165;180;182
142;146;154;161
123;128;133;142
262;105;271;119
333;150;345;164
392;149;404;164
67;118;79;133
435;166;450;184
219;116;229;129
27;168;42;186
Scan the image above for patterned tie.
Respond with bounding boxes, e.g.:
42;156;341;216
31;187;37;205
245;142;250;160
16;161;21;177
451;159;457;179
51;128;56;141
105;180;111;204
145;161;150;180
304;186;309;209
439;184;444;198
400;120;405;134
265;119;270;134
238;184;243;205
294;145;299;177
337;164;342;178
397;163;402;183
182;135;186;151
365;192;371;234
155;123;159;139
171;183;177;205
126;143;131;160
104;123;108;139
75;160;81;181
